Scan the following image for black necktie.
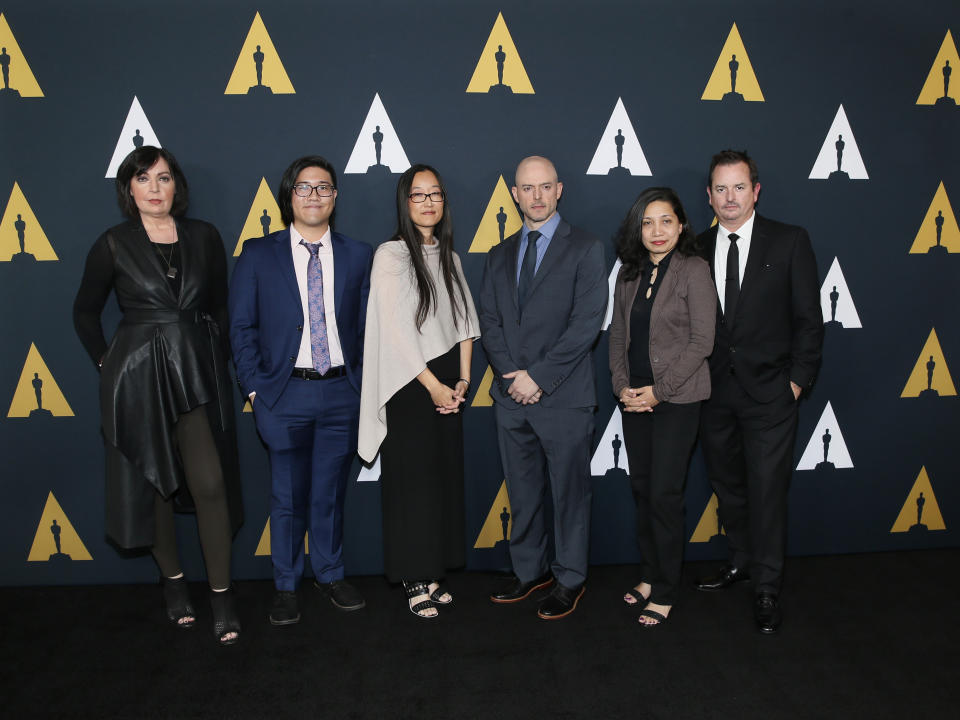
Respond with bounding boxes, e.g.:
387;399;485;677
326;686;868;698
724;233;740;323
518;230;540;313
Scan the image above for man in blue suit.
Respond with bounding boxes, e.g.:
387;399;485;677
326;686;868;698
479;156;607;619
229;156;373;625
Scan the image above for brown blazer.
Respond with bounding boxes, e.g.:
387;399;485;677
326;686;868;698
608;252;716;404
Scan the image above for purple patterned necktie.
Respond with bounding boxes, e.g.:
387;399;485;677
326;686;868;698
300;240;331;374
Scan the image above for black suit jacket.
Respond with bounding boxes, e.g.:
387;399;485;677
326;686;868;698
479;218;607;409
699;214;823;404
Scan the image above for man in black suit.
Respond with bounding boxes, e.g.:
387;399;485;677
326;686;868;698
479;156;607;619
695;150;823;634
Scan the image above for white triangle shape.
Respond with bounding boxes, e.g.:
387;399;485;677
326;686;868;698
591;406;629;475
343;93;411;174
105;97;162;179
808;104;868;180
820;257;862;328
357;454;381;482
796;401;853;470
601;259;622;331
586;98;652;176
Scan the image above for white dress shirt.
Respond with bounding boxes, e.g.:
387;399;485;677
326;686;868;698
290;224;345;369
713;211;756;314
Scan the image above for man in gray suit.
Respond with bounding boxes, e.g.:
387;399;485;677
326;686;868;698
479;156;607;619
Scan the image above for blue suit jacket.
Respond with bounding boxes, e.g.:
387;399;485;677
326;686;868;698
228;228;373;408
478;218;607;409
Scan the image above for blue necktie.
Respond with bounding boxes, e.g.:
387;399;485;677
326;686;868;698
518;230;541;313
300;240;331;374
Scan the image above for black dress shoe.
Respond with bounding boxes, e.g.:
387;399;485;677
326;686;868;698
537;583;584;619
490;572;554;603
269;590;300;626
754;593;781;634
695;564;750;591
315;579;365;611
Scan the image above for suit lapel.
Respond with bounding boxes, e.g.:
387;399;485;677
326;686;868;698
330;232;347;319
503;232;521;312
738;215;767;306
650;253;682;335
271;228;301;305
525;218;568;299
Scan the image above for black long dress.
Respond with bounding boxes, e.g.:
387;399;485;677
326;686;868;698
73;218;242;548
380;345;466;583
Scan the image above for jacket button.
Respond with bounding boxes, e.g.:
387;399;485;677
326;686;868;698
297;325;303;331
730;347;736;353
290;356;296;362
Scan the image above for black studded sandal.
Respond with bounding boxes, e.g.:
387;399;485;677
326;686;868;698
429;581;453;605
210;588;241;645
161;576;195;629
403;581;438;619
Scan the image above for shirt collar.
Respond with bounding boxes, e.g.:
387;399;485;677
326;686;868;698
290;224;332;249
718;211;756;244
522;212;561;243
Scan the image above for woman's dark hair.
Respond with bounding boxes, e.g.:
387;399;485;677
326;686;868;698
615;187;699;281
115;146;189;218
393;164;469;332
277;155;339;227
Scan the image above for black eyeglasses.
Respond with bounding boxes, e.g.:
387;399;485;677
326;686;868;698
408;191;445;203
294;183;336;198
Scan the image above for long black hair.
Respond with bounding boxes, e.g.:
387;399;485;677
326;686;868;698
615;187;700;281
393;164;469;331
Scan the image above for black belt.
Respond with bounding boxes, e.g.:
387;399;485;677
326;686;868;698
122;309;211;324
291;366;346;380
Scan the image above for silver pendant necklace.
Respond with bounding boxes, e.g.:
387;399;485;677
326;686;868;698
156;242;178;279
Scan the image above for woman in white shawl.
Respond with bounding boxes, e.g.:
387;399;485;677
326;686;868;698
359;164;479;618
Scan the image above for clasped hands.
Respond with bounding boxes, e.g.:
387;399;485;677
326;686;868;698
428;379;469;414
619;385;659;413
504;369;543;405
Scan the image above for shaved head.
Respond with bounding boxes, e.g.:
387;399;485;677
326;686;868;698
512;156;563;229
515;156;558;185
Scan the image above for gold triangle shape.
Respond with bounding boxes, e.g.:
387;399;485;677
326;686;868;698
7;343;74;417
701;23;764;101
469;176;523;253
0;182;57;261
471;366;495;407
901;328;956;397
0;14;43;97
255;517;309;556
890;467;946;531
224;12;295;95
909;182;959;253
916;30;960;105
474;480;513;548
27;492;92;560
235;178;283;256
466;13;534;94
689;494;726;543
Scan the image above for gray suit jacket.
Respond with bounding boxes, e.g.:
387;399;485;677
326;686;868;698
608;252;716;404
479;218;607;408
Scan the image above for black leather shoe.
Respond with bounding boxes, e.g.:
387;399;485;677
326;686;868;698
490;572;554;603
315;579;365;611
537;583;585;619
269;590;300;626
695;565;750;591
754;593;781;634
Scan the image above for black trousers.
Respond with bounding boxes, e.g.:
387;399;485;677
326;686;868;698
622;400;701;605
700;375;799;596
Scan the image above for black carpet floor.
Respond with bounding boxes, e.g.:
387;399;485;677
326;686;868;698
2;549;958;719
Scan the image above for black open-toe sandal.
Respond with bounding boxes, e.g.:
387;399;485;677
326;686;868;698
623;587;649;606
429;581;453;605
403;581;438;619
161;576;195;629
210;589;241;645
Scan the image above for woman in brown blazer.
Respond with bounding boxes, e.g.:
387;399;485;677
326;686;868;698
608;187;716;627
